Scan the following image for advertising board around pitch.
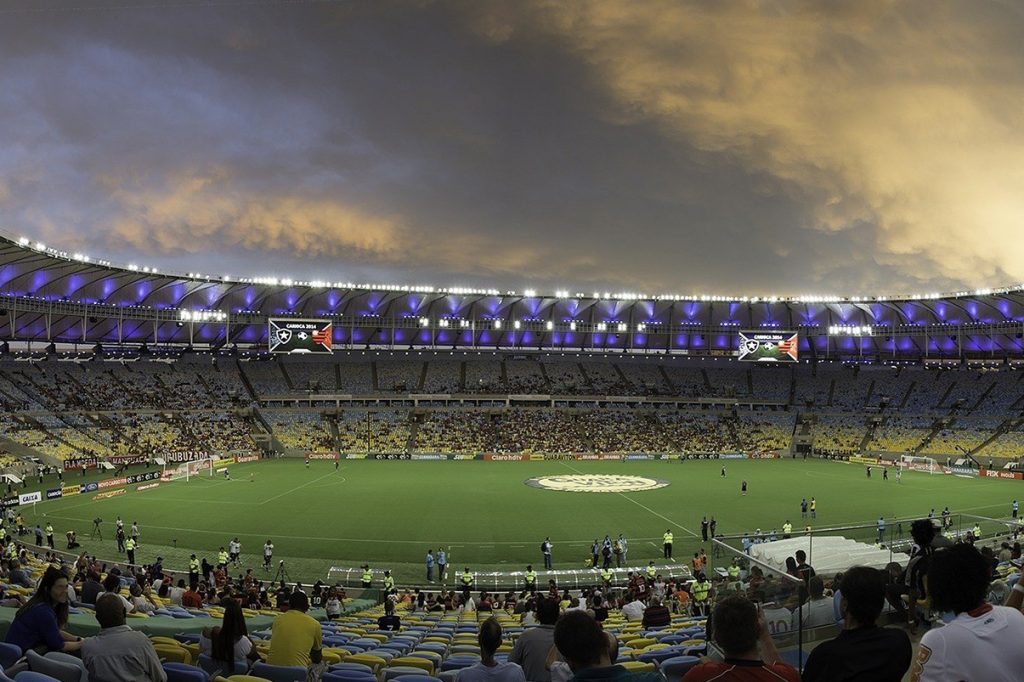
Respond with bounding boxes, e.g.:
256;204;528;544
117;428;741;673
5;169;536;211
268;318;333;354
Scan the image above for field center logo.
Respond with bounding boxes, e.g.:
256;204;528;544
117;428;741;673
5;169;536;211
526;474;670;493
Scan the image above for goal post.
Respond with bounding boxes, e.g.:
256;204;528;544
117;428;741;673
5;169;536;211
898;454;942;474
165;457;216;482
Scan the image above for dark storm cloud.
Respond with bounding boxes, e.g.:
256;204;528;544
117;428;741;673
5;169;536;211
1;0;1023;297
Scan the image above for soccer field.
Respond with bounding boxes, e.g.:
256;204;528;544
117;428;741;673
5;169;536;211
26;458;1022;585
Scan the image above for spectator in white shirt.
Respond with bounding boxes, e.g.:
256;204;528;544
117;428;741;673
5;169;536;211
791;576;836;629
457;617;525;682
912;543;1024;681
621;597;645;622
101;574;134;614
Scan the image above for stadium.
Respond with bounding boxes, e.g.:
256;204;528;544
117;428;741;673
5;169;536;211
1;229;1024;677
5;2;1024;681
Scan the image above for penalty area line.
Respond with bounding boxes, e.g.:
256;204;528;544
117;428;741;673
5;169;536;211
260;469;341;506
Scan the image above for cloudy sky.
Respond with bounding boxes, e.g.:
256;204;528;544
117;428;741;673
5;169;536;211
1;0;1023;297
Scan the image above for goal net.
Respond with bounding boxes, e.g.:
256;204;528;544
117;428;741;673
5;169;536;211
165;457;216;482
898;455;942;474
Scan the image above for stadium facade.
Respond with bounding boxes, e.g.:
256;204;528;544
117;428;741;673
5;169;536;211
2;234;1023;360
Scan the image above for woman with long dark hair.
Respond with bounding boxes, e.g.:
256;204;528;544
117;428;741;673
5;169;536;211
4;566;84;653
201;597;260;674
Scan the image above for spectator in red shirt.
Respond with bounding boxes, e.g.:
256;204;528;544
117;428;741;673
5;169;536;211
682;595;799;682
641;597;671;628
181;584;203;609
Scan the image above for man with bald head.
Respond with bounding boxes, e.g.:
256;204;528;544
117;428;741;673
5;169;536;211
82;593;166;682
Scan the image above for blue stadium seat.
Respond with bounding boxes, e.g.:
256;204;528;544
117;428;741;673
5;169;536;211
780;649;808;670
328;663;374;676
15;674;62;682
392;675;442;682
383;667;428;682
439;657;478;672
660;656;701;682
322;672;377;682
637;646;685;664
251;661;310;682
25;650;82;682
0;642;22;671
198;653;247;677
161;663;207;682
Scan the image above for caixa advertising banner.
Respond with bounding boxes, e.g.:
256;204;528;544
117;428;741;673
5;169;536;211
18;491;42;505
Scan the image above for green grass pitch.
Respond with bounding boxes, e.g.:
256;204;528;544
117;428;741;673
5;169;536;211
24;458;1022;585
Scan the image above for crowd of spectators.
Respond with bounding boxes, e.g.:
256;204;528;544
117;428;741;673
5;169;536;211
811;415;867;454
867;415;935;453
265;411;334;451
414;411;495;454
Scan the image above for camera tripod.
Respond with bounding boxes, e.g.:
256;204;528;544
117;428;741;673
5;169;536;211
272;560;291;584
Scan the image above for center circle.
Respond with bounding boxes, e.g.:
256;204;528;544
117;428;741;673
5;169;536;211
525;474;671;493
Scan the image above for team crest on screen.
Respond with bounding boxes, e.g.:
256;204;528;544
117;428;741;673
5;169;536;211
275;328;292;344
525;474;670;493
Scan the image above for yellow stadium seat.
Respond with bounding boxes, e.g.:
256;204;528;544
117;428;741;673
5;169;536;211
345;654;387;672
150;636;183;647
389;657;434;674
182;643;200;663
627;638;657;650
154;645;190;664
621;662;656;673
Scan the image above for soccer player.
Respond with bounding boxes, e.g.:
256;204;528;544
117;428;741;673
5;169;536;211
305;457;310;468
866;466;871;479
810;497;817;519
801;498;808;519
883;467;888;481
263;539;274;570
223;468;231;480
1013;500;1019;519
741;480;748;496
229;537;242;566
896;467;902;483
720;465;726;478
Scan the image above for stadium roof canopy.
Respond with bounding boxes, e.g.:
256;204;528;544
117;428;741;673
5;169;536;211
1;234;1024;358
